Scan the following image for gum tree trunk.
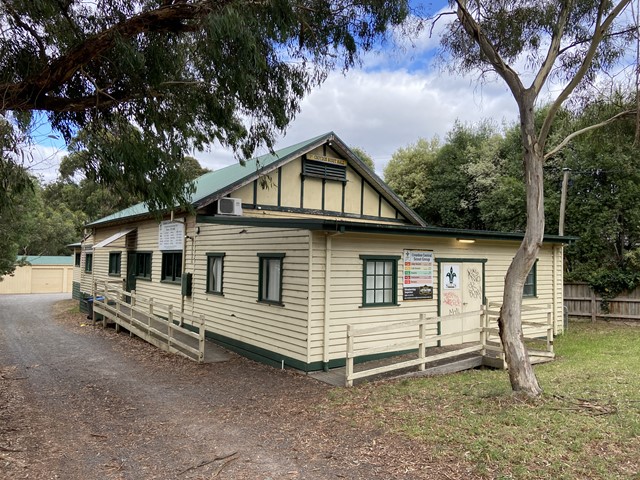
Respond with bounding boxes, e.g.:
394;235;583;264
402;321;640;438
498;97;543;396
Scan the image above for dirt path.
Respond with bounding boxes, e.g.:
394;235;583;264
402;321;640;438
0;294;471;479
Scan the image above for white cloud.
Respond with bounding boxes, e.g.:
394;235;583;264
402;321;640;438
195;66;519;176
23;144;68;184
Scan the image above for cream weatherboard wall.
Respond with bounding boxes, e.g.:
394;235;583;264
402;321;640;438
307;232;564;367
187;223;312;366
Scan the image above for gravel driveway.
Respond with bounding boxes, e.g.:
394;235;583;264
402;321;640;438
0;294;456;479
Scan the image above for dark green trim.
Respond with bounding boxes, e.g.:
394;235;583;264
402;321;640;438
257;253;286;305
182;323;419;372
240;204;405;223
161;250;182;283
277;167;282;207
84;253;93;273
360;177;364;215
252;179;258;206
257;252;286;258
108;251;121;276
133;251;152;280
300;174;305;209
206;252;225;295
341;181;346;213
196;215;575;244
72;281;81;300
74;252;81;267
360;255;401;307
524;259;539;297
436;258;488;264
321;179;326;210
378;195;382;217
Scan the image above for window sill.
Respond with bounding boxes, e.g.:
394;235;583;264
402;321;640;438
108;273;121;277
135;276;152;282
257;300;285;307
206;291;224;297
161;280;181;285
360;303;400;308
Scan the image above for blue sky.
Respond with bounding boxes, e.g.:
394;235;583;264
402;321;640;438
29;0;522;181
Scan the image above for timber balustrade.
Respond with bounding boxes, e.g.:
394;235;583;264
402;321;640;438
345;304;555;387
91;281;206;362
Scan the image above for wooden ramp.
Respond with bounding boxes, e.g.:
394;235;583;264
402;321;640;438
310;344;484;387
91;284;230;364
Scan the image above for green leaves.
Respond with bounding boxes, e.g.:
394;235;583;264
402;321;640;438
1;0;409;213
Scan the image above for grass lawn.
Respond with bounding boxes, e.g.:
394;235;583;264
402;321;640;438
329;321;640;479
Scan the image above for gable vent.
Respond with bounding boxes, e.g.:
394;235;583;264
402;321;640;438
303;157;347;182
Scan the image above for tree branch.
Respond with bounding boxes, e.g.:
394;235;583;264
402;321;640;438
530;2;572;96
538;0;632;146
0;0;232;111
453;0;525;100
544;109;635;160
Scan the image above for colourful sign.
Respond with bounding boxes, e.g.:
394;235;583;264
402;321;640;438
402;250;434;300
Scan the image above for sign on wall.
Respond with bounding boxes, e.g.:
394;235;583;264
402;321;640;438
158;221;184;251
402;250;434;300
442;264;460;290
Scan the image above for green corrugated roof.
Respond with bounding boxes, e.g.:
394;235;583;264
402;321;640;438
86;132;332;227
17;255;73;265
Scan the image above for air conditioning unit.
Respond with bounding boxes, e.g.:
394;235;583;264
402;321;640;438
217;197;243;216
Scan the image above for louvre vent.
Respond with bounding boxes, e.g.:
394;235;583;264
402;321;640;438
303;158;347;181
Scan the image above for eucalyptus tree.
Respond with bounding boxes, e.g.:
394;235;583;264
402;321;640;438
0;0;410;273
0;0;409;209
439;0;636;396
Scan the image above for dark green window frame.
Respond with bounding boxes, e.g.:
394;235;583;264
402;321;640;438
108;252;121;276
161;251;182;283
135;252;152;280
257;253;285;305
84;253;93;273
74;252;81;267
523;261;538;297
206;253;225;295
360;255;400;307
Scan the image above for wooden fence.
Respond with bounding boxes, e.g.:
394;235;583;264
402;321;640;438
345;305;554;387
564;282;640;322
92;281;206;362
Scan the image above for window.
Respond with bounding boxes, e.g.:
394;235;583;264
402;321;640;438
161;251;182;283
84;253;93;273
108;252;121;276
523;262;537;297
360;255;400;307
206;253;225;294
75;253;81;266
258;253;285;305
135;252;152;279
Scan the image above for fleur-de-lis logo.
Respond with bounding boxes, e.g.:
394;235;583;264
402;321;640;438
446;266;457;286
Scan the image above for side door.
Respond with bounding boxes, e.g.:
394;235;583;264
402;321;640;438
125;252;137;300
438;260;485;345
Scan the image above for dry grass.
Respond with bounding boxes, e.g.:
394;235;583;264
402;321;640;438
329;321;640;479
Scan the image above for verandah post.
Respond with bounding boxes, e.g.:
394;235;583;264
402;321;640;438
168;305;173;349
418;314;426;371
345;325;354;387
199;314;206;362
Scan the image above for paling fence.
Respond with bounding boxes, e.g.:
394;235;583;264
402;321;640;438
564;282;640;322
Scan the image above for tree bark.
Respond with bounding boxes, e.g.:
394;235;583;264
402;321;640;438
498;96;544;397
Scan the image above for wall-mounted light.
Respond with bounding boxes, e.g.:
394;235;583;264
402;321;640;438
457;238;476;244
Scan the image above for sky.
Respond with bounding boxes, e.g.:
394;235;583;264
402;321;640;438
23;1;534;181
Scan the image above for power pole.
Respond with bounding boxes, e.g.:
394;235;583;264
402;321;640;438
559;168;571;236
